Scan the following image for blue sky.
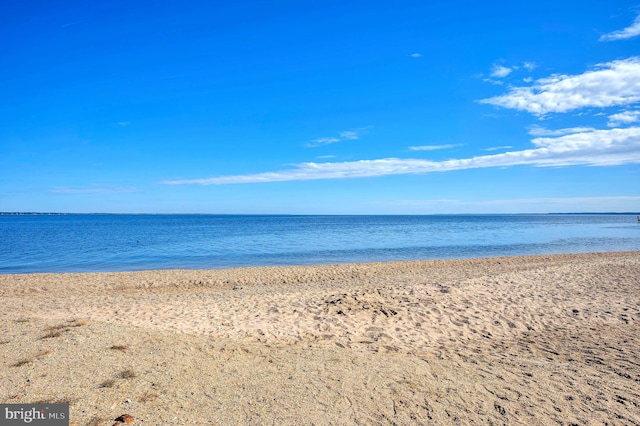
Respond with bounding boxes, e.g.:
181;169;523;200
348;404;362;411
2;0;640;214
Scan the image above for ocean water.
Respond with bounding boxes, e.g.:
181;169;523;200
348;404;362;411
0;214;639;273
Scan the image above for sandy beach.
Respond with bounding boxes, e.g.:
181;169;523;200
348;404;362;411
1;251;639;425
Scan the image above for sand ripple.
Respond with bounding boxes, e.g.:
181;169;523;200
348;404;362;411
1;252;639;424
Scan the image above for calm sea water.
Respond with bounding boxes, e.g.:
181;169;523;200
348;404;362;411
1;214;639;273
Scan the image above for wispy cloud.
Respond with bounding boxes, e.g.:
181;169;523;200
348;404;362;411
483;62;535;85
408;144;462;151
528;126;597;136
117;122;130;126
339;131;359;140
480;57;640;116
484;145;513;151
410;53;421;58
307;137;340;147
491;65;513;78
607;110;640;127
305;127;368;147
482;78;504;86
163;127;640;185
600;14;640;41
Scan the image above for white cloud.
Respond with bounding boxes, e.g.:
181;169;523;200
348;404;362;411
339;131;359;140
491;65;513;78
408;144;462;151
163;127;640;185
480;57;640;116
522;77;533;83
528;126;598;136
600;14;640;41
522;62;537;71
305;128;367;147
411;53;421;58
306;137;340;147
483;78;504;86
484;145;513;151
607;110;640;127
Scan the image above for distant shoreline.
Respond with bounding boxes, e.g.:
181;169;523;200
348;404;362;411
2;212;639;216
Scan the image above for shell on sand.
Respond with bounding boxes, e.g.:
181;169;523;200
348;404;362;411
113;413;134;424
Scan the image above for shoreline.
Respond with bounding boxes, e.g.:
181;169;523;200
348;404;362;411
2;248;638;276
1;251;639;424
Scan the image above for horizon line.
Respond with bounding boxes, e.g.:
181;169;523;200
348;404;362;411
1;212;639;216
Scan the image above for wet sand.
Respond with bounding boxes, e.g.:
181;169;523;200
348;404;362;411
1;252;639;425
